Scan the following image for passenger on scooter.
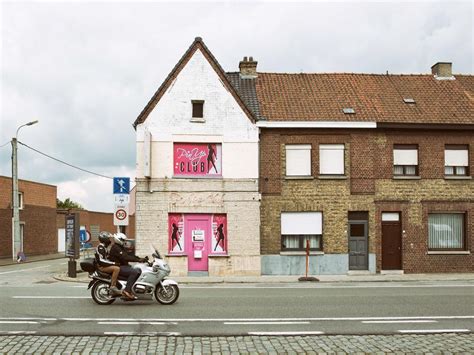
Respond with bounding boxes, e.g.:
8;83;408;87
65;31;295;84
95;231;121;296
109;233;147;300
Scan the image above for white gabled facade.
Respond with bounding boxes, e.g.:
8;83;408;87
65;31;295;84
134;41;260;276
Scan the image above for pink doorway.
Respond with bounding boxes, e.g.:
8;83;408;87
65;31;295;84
185;214;211;271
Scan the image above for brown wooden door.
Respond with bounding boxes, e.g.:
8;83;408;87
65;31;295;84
382;220;402;270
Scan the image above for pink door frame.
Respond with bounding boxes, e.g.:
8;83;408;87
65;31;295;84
185;214;211;271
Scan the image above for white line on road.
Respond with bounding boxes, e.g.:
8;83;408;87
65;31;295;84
98;322;177;325
0;321;38;324
0;318;57;321
104;332;181;336
224;321;310;325
362;320;438;324
183;284;474;289
398;329;470;334
248;331;325;335
0;265;51;275
12;296;89;299
0;331;37;335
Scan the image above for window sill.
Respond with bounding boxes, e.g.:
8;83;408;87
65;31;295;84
318;175;347;180
444;176;472;180
280;251;324;256
427;251;470;255
392;176;421;180
208;254;230;258
285;176;314;180
190;118;205;123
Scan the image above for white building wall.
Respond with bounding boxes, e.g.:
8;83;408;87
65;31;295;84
134;48;260;276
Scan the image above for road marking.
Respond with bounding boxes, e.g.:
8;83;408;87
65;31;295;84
224;321;310;325
399;329;470;334
248;331;324;336
98;322;177;325
0;321;38;324
183;284;474;289
0;317;57;321
362;320;438;324
0;265;51;275
0;331;37;335
104;332;181;336
12;296;89;299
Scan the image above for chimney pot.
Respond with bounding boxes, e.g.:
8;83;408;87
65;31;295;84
431;62;453;79
239;56;258;78
195;37;202;42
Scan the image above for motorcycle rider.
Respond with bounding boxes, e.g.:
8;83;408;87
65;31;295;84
109;233;147;300
95;231;121;296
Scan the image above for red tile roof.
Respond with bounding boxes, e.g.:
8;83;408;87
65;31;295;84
256;73;474;125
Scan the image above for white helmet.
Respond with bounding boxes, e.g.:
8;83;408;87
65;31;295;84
113;232;127;246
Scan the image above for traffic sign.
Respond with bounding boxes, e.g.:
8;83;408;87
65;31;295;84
114;204;129;226
113;177;130;194
114;194;130;204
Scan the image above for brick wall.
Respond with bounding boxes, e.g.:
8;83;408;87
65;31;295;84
260;128;473;273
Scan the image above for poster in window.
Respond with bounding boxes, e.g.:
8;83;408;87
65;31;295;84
174;143;222;177
168;214;184;253
212;214;227;253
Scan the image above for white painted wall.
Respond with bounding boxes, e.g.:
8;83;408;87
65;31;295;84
136;48;259;179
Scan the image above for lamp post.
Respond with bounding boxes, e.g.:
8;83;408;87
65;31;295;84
12;120;39;260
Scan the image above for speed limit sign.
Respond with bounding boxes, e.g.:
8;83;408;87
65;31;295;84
114;204;129;226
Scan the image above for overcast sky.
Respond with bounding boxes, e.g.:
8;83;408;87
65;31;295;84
0;0;472;212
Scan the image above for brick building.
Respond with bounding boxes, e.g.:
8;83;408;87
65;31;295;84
133;38;472;275
0;176;57;259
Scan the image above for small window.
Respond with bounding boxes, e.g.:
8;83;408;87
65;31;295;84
428;213;465;250
18;192;24;210
319;144;345;175
393;145;418;176
281;212;322;251
285;145;312;177
342;108;355;114
445;145;469;176
192;100;204;118
403;98;416;104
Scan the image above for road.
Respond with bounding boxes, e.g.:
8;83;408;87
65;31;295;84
1;259;473;337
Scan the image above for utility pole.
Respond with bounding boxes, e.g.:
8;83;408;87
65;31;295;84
11;120;39;261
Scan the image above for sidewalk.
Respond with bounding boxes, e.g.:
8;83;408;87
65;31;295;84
0;253;65;267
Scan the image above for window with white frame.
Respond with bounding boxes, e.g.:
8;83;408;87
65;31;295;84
445;145;469;176
285;145;312;177
18;192;24;210
428;213;465;250
393;145;418;176
281;212;322;251
319;144;345;175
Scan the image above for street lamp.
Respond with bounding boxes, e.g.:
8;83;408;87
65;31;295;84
12;120;39;261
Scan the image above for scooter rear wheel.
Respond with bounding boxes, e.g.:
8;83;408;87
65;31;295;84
91;281;116;305
155;284;179;305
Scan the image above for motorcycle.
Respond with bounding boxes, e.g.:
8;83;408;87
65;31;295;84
80;247;179;306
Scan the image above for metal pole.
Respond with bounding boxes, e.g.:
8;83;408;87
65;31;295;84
11;138;20;261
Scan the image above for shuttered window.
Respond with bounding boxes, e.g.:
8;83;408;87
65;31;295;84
281;212;322;251
445;145;469;176
319;144;345;175
428;213;465;250
285;145;312;176
393;145;418;176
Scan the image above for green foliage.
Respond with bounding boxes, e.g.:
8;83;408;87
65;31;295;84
57;198;83;209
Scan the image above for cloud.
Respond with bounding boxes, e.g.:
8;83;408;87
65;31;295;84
1;1;472;211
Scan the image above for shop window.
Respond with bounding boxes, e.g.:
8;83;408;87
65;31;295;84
211;214;227;254
428;213;465;250
281;212;322;251
285;145;312;177
319;144;345;175
445;145;469;176
191;100;204;119
169;214;185;254
393;145;418;176
173;143;222;177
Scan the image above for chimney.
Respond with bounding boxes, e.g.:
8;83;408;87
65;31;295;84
239;56;258;78
431;62;454;79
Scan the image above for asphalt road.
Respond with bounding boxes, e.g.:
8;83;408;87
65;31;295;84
1;259;473;337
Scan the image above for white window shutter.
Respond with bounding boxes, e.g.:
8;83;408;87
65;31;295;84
393;149;418;165
286;145;311;176
319;144;345;174
445;149;468;166
281;212;322;235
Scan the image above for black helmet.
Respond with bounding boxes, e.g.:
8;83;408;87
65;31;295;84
98;231;112;245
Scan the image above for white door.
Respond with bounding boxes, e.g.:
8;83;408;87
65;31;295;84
58;228;65;252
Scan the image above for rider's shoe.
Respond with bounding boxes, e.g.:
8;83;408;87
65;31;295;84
109;286;122;296
123;290;138;300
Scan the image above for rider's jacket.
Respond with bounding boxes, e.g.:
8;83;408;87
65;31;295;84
109;244;141;266
94;243;116;267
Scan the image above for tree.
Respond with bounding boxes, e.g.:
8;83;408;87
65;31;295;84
57;198;83;209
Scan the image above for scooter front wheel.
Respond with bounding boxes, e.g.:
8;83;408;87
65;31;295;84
155;284;179;305
91;281;116;305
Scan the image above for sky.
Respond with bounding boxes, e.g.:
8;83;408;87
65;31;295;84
0;0;472;212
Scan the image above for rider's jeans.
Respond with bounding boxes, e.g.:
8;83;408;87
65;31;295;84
119;265;140;292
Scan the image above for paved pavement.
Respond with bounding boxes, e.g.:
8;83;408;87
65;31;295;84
1;333;474;354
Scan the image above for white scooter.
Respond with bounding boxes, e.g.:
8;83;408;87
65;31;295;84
80;247;179;305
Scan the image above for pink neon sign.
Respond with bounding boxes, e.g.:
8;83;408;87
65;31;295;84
173;143;222;177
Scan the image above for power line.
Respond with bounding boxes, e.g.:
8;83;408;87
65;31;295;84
0;141;11;149
18;141;114;179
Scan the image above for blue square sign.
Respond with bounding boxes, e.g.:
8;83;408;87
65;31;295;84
113;177;130;194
